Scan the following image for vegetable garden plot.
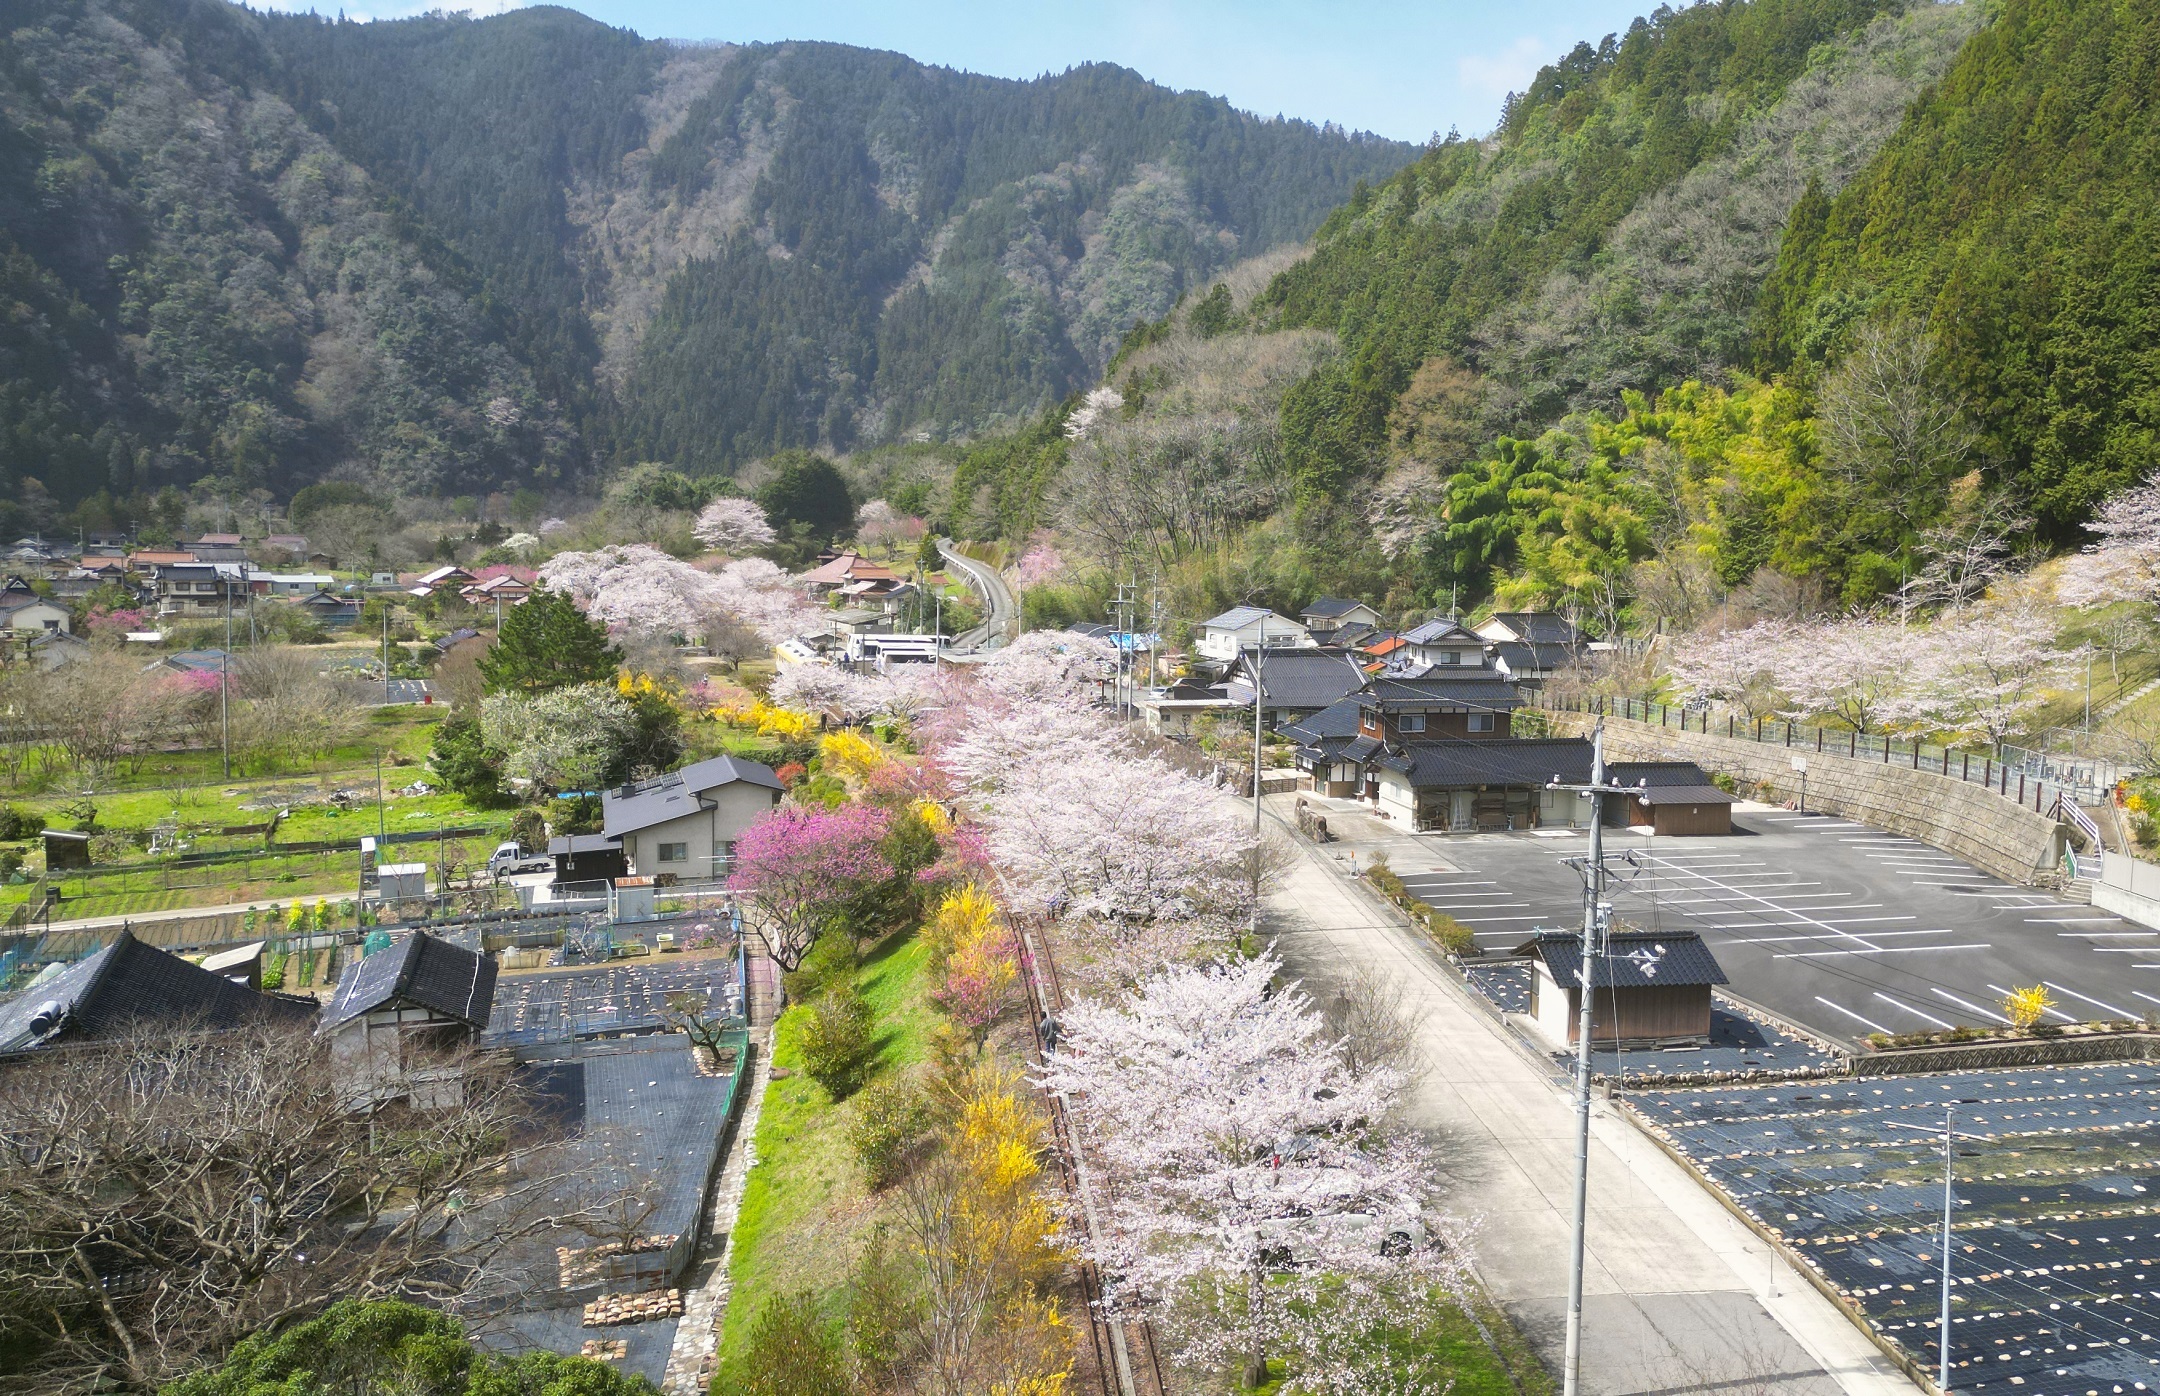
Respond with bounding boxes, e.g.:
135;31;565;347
1633;1067;2160;1394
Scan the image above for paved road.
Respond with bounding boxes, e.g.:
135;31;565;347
937;539;1016;651
1261;813;1917;1396
1361;804;2156;1045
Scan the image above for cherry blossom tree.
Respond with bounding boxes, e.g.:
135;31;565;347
983;748;1255;929
2056;476;2160;610
727;805;895;969
693;497;777;555
1889;603;2080;744
1774;617;1923;733
768;664;867;722
1038;951;1469;1388
1662;621;1793;720
853;499;925;552
1016;540;1067;587
976;628;1118;709
539;544;723;636
707;557;819;642
1063;385;1124;441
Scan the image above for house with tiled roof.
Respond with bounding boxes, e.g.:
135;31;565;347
0;930;311;1056
1223;646;1369;727
1194;606;1313;663
1515;928;1729;1048
321;930;498;1107
600;755;785;879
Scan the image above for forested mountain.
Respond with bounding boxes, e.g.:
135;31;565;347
990;0;2160;633
0;0;1412;526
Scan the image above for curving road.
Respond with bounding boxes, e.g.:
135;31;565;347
937;539;1018;652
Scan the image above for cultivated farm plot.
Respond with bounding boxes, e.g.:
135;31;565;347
1633;1066;2160;1395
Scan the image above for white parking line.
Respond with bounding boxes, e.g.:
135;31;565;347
1986;982;2079;1024
1932;987;2013;1024
1450;914;1556;922
1816;996;1893;1033
1698;913;1906;928
1875;993;1956;1029
2042;980;2137;1020
2136;991;2160;1010
1776;943;1988;959
1626;853;1888;952
2036;920;2135;926
1724;929;1954;945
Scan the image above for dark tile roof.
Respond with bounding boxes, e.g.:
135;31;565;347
1402;617;1480;646
1279;697;1365;746
1631;784;1735;806
1488;612;1583;646
1300;597;1372;620
1609;761;1729;791
1359;672;1523;711
321;931;497;1030
601;755;783;838
1232;648;1368;712
1375;737;1597;789
1513;930;1729;990
0;931;311;1052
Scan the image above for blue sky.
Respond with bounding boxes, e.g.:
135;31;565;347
272;0;1664;141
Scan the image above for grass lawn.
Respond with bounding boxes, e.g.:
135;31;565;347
714;932;936;1389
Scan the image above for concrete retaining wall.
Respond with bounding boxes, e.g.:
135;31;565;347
1543;713;2064;886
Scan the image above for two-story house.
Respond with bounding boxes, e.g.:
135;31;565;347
150;563;245;618
1474;612;1586;686
1298;597;1385;640
1194;607;1313;664
600;755;786;880
1397;617;1488;670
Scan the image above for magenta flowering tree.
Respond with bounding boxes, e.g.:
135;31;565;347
727;804;895;969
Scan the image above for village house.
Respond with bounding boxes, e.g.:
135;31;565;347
1224;646;1369;728
1475;611;1586;686
1193;606;1313;664
1396;616;1489;670
414;565;476;593
600;755;785;880
1517;928;1728;1049
0;577;69;636
1139;674;1238;738
320;931;497;1109
149;562;245;617
799;551;900;598
1298;597;1385;640
0;930;312;1056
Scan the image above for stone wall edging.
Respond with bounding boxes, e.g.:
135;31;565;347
1543;713;2061;886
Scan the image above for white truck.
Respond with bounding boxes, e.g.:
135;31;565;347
487;841;553;879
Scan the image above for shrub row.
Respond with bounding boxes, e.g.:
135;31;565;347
1364;855;1476;956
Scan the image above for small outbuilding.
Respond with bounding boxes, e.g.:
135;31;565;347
320;931;497;1108
1515;929;1729;1049
549;832;628;885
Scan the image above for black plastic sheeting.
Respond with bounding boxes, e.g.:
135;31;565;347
1633;1065;2160;1394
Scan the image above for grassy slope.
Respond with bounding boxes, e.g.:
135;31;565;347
714;932;935;1387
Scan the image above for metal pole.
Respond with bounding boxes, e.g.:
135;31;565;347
1252;648;1264;834
221;575;232;780
1939;1108;1955;1394
1563;724;1609;1396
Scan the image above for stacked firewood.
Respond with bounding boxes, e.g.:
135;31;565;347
582;1288;684;1326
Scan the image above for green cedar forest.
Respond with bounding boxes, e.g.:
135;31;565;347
0;0;1411;533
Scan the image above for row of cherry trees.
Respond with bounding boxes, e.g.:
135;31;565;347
1663;601;2079;742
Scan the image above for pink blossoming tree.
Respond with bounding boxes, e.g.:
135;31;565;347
727;805;895;969
693;498;778;556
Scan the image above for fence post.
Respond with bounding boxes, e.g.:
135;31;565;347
1755;718;1763;741
1963;753;1970;781
1817;728;1823;752
1913;743;1920;770
2019;773;2026;804
1728;715;1734;738
1784;722;1791;747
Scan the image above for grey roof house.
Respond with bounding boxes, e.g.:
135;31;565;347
322;931;498;1108
602;755;785;880
1224;647;1369;728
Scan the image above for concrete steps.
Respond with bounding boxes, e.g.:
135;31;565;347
2065;877;2096;905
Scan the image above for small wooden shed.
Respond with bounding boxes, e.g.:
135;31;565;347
1516;929;1729;1049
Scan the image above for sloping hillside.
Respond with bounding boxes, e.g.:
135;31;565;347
0;0;1412;526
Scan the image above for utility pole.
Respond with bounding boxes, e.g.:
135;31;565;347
1252;646;1265;833
220;567;233;780
1887;1105;1978;1395
1552;724;1649;1396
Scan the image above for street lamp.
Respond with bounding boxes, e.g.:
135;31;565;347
1885;1104;1983;1395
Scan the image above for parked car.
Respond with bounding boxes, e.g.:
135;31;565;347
487;842;552;878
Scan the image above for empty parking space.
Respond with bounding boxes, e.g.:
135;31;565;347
1388;811;2159;1045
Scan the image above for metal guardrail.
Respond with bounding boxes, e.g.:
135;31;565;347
1537;693;2106;816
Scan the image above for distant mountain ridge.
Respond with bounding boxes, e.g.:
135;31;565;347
0;0;1413;519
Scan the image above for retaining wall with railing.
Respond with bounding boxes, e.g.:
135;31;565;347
1539;709;2067;886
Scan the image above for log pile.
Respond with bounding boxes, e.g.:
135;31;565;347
582;1288;684;1327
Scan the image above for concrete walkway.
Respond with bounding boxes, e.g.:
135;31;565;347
661;1027;772;1396
1263;816;1918;1396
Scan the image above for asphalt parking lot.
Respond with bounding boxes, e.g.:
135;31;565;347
1382;808;2160;1046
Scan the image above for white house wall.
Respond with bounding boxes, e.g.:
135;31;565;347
624;782;781;879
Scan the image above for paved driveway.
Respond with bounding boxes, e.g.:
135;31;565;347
1352;805;2153;1045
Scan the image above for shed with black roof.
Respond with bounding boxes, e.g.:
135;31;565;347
1513;928;1729;1048
321;930;498;1107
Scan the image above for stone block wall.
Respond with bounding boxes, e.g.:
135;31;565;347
1543;713;2064;886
